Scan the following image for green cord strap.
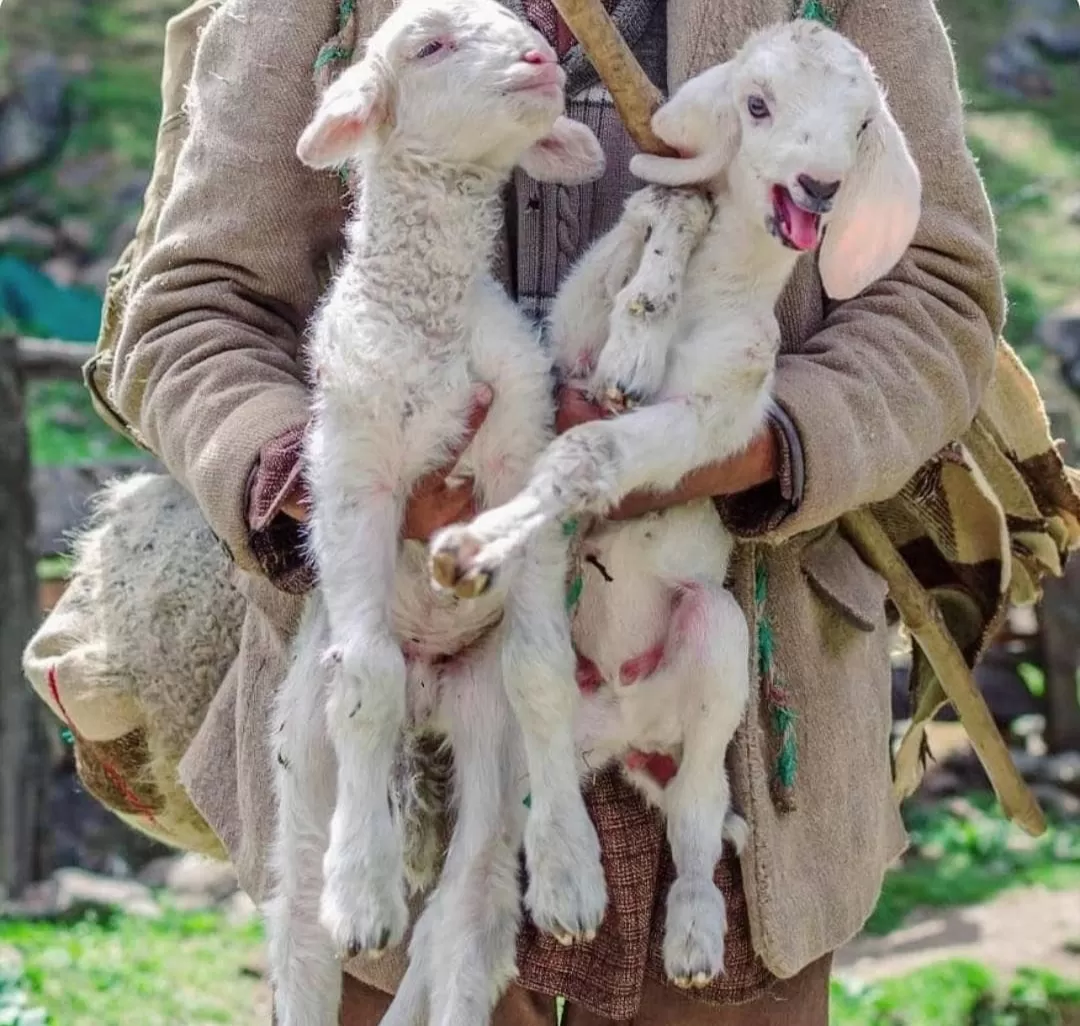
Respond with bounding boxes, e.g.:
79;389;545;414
756;557;797;810
795;0;837;26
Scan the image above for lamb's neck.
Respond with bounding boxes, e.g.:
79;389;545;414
345;149;505;305
702;194;802;308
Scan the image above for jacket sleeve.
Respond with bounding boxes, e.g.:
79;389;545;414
111;0;346;570
757;0;1005;542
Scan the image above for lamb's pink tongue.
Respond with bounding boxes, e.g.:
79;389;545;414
783;194;820;250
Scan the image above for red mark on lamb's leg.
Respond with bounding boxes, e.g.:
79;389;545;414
574;649;604;694
625;749;679;788
669;581;709;660
619;642;665;686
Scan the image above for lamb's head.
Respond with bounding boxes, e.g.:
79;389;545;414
629;21;922;300
296;0;605;185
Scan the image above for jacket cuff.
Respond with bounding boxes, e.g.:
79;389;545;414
245;422;315;595
715;404;805;538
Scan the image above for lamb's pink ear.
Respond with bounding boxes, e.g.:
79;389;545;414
818;103;922;300
296;61;391;169
519;116;606;185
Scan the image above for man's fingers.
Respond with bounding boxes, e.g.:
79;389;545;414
556;386;606;435
441;383;494;469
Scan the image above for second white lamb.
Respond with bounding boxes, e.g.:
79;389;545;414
430;17;922;989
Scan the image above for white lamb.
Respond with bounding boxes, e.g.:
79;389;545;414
430;19;922;988
264;3;609;1024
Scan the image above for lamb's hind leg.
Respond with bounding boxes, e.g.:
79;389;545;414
265;594;342;1026
431;400;706;592
656;582;750;988
424;645;528;1026
317;491;410;959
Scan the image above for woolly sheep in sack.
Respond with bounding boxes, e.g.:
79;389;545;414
21;472;243;856
265;2;609;1025
429;19;922;988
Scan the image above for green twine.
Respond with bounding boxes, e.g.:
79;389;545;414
797;0;837;27
60;728;74;747
756;558;797;808
523;793;532;809
314;44;353;71
566;573;584;612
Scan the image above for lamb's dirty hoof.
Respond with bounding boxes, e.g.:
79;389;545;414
600;385;644;415
453;570;492;600
346;929;390;961
430;550;459;591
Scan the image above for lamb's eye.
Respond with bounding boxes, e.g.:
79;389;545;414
857;117;872;138
747;94;770;120
414;38;446;60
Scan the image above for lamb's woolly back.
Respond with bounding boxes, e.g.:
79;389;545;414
22;472;242;856
630;19;921;301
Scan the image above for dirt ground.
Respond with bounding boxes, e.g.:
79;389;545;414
835;884;1080;984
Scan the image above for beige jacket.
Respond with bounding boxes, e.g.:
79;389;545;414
109;0;1004;1007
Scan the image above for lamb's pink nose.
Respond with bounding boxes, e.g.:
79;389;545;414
522;49;555;65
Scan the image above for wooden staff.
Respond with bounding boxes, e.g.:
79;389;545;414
552;0;1047;837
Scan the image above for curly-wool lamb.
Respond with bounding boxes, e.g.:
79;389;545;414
265;3;608;1025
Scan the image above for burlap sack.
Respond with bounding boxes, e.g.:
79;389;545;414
23;473;243;855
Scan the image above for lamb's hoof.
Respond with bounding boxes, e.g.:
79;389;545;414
320;870;408;962
552;926;598;947
454;570;491;600
431;550;460;591
599;385;643;415
525;809;607;944
429;533;496;599
662;877;727;988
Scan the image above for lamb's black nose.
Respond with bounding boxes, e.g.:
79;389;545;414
797;175;841;202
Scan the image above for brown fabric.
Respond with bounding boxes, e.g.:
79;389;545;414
517;768;771;1011
104;0;1009;1014
563;954;832;1026
332;951;829;1026
337;975;559;1026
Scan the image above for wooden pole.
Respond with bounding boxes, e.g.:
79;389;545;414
14;338;95;381
559;0;1048;836
549;0;678;156
842;509;1045;835
0;338;50;896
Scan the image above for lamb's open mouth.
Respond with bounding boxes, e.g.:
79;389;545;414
770;185;822;252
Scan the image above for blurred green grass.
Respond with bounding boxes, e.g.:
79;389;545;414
0;909;266;1026
867;794;1080;936
831;961;1080;1026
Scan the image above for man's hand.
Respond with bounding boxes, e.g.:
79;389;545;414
554;384;778;518
282;384;494;542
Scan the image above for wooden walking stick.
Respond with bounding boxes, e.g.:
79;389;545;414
551;0;1047;837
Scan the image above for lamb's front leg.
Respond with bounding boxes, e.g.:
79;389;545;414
312;478;410;958
591;187;712;410
655;583;750;988
430;399;708;594
425;644;529;1026
501;528;607;944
